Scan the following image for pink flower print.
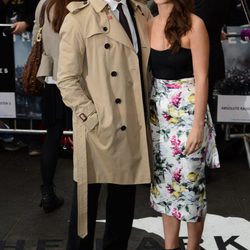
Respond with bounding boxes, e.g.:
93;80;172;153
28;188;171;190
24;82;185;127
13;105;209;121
166;184;174;193
201;149;206;163
166;83;181;89
171;92;182;107
208;127;214;140
173;168;182;183
172;208;181;220
162;112;171;121
170;135;182;156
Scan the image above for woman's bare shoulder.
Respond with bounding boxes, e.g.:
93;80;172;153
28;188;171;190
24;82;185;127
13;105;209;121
190;13;206;32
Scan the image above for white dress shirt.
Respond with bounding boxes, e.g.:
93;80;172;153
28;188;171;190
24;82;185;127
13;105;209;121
104;0;138;53
45;76;56;84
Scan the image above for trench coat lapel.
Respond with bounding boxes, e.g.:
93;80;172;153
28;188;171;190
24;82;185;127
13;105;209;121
106;9;135;51
90;0;136;51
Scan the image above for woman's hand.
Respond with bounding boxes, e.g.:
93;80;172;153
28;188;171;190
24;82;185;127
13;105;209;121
184;125;204;155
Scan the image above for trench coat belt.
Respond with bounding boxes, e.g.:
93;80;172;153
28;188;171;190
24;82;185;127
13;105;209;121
77;128;88;238
77;182;87;238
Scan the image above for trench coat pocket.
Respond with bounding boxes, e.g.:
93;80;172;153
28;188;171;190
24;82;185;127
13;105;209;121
83;112;99;131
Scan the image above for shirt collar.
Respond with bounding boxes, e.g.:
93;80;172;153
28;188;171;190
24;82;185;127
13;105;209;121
104;0;128;12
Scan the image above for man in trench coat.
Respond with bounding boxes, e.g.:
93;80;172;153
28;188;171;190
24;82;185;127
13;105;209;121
57;0;152;249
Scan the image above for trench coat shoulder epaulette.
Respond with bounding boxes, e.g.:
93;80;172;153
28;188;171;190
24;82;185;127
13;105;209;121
132;0;149;18
67;0;90;14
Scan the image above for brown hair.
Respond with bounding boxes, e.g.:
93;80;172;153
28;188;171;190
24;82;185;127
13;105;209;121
165;0;194;52
46;0;76;33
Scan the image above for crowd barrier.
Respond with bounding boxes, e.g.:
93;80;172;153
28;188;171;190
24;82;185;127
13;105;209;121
0;24;72;136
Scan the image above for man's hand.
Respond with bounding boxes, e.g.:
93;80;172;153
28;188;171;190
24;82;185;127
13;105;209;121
11;21;28;35
221;30;227;40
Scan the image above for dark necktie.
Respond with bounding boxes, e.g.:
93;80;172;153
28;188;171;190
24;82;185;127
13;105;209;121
117;3;133;43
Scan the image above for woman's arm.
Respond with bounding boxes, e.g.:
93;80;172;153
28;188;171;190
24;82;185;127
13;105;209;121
31;0;45;45
184;14;209;155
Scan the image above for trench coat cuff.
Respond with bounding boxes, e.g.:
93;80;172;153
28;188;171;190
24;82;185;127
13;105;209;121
81;112;98;131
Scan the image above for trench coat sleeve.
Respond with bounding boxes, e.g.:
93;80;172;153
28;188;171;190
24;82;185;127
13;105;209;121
57;14;98;131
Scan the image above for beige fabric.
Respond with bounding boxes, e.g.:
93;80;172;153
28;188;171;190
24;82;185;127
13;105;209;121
33;0;60;82
135;0;147;4
57;0;153;238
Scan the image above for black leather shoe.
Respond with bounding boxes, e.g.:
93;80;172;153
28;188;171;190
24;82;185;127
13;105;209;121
40;185;64;213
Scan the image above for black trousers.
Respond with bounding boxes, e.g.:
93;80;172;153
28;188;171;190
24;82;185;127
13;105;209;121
67;182;136;250
40;120;64;187
40;84;72;187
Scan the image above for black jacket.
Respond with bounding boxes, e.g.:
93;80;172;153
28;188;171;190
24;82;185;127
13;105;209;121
227;0;250;26
194;0;234;84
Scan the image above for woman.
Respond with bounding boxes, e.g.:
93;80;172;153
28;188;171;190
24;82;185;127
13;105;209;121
148;0;220;249
33;0;73;213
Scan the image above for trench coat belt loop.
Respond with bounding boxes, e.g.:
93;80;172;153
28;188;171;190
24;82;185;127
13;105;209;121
77;128;88;238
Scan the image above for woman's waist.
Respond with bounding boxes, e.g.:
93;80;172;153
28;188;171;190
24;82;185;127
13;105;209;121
151;68;193;81
152;77;195;88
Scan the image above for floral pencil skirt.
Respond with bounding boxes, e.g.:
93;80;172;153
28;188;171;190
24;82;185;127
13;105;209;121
150;77;220;222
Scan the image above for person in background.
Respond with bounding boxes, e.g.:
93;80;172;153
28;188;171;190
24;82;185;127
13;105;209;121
227;0;250;26
3;0;39;34
32;0;72;213
194;0;249;159
0;0;8;23
56;0;152;249
148;0;220;249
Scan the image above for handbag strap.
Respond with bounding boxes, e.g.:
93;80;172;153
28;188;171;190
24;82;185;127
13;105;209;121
39;1;47;27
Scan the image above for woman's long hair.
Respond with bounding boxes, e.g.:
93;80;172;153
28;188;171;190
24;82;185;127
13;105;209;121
164;0;194;52
46;0;75;33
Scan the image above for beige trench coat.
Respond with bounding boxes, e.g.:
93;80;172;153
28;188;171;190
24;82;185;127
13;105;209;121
57;0;152;237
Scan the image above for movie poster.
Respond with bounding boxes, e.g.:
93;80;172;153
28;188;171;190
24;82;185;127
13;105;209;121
0;25;16;118
14;32;42;120
0;27;42;119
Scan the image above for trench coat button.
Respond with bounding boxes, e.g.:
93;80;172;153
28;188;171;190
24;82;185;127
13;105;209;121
115;98;121;104
120;125;127;131
104;43;110;49
111;71;117;77
103;26;108;32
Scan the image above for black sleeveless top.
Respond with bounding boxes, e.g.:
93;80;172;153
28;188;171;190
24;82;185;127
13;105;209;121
149;47;194;80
